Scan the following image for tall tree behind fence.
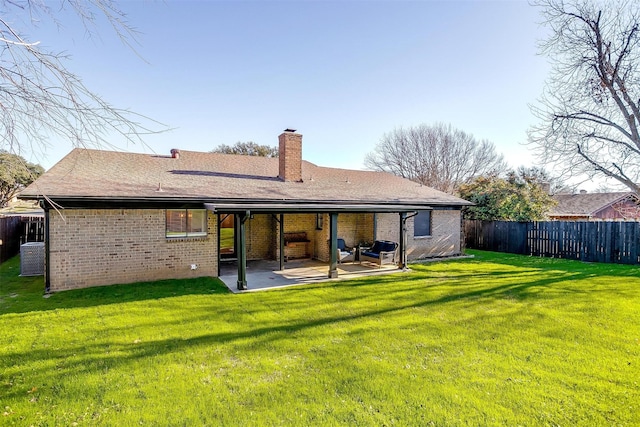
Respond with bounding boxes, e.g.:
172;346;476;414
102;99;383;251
464;220;640;265
0;215;44;263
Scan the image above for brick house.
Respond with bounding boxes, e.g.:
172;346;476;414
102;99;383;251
20;130;471;292
550;191;640;221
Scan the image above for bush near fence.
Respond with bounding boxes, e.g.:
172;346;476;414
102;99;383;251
0;215;44;263
464;220;640;265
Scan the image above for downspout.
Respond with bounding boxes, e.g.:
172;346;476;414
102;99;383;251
399;211;418;271
217;214;221;277
43;203;51;294
460;208;465;254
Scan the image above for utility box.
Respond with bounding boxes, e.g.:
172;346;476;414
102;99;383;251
20;242;45;276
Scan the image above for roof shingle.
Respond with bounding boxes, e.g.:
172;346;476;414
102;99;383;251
21;148;471;207
550;192;637;217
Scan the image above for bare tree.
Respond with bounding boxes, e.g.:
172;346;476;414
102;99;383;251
0;0;160;159
365;123;507;194
529;0;640;192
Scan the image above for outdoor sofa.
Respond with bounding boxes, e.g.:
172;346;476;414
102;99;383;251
359;240;398;267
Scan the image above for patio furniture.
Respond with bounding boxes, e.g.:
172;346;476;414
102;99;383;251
337;238;354;263
284;231;310;260
359;240;398;267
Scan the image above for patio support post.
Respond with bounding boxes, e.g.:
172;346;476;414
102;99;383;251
399;212;408;270
236;211;250;290
279;213;284;271
328;212;338;278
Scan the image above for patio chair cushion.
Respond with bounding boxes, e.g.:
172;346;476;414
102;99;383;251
337;238;349;252
337;238;354;263
361;240;397;259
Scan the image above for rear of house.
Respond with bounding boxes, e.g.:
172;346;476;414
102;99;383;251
20;130;471;292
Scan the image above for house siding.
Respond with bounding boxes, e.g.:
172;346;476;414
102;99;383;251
48;209;217;292
46;208;462;291
375;210;462;260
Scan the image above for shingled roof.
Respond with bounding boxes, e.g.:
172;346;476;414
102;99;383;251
550;192;638;218
20;148;471;210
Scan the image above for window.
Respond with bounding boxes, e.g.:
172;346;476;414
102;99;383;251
413;210;432;237
166;209;207;238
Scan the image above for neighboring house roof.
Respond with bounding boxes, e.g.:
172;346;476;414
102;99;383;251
550;192;639;218
20;148;471;211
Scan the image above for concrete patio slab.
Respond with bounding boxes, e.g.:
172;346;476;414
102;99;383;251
219;259;405;293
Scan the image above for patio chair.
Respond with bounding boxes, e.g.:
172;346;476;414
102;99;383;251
337;238;354;263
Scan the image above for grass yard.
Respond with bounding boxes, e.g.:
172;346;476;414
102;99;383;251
220;227;234;251
1;250;639;426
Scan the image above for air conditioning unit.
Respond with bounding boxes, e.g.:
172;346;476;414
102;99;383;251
20;242;45;276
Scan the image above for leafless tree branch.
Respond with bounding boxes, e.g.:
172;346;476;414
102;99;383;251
529;0;640;192
0;0;164;161
365;123;507;194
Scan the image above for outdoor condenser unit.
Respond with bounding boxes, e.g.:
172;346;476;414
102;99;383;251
20;242;45;276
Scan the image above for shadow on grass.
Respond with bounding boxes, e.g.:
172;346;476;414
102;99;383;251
0;255;230;316
6;249;639;400
3;249;636;316
0;266;604;401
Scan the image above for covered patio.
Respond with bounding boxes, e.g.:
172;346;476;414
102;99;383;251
207;203;424;291
219;259;405;293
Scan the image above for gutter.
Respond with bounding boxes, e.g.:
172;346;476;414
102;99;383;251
19;195;472;209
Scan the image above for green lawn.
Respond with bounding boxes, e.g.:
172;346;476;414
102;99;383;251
1;251;639;426
220;227;234;252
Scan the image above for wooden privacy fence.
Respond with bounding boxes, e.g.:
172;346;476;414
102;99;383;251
0;215;44;263
464;220;640;265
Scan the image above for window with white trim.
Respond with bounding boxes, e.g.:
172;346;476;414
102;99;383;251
166;209;207;238
413;210;432;237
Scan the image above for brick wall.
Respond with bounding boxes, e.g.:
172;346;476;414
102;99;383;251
375;213;400;243
338;213;375;247
407;209;461;258
278;131;302;182
375;210;462;260
315;213;375;262
46;207;461;291
270;213;369;261
246;214;275;260
48;209;217;291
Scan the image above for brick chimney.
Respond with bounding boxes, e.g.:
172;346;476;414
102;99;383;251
278;129;302;182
